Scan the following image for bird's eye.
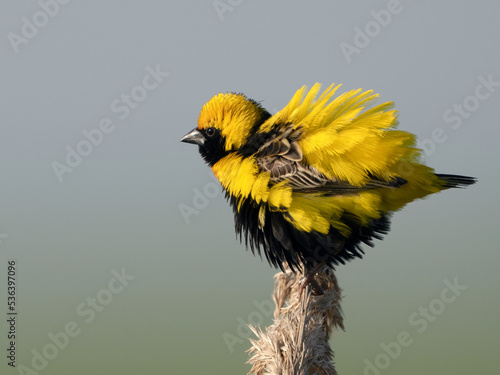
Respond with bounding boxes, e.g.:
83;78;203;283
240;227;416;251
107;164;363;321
206;127;216;137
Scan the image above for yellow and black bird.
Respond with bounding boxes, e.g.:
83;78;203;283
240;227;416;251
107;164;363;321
181;83;476;273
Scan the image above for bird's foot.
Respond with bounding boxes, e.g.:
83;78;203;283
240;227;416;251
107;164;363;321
298;262;326;300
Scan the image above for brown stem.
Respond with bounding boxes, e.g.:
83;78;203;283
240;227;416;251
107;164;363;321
247;264;344;375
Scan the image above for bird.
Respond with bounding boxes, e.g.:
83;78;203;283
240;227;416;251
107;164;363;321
181;83;476;276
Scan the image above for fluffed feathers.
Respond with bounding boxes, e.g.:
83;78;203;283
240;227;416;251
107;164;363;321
181;83;476;272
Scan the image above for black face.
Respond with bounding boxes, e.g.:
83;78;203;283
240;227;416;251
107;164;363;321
198;127;228;167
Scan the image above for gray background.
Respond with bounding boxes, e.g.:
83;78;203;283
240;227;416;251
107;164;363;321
0;1;498;374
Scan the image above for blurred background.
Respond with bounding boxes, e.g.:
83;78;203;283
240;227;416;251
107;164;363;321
0;1;498;374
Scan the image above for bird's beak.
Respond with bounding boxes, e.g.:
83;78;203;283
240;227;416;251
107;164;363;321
180;128;205;146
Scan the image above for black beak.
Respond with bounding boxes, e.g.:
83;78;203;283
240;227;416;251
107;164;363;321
180;128;206;146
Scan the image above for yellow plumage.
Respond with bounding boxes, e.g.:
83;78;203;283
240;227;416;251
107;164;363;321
182;83;475;271
211;84;437;234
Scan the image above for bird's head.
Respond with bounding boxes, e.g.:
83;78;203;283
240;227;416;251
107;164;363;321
181;92;270;166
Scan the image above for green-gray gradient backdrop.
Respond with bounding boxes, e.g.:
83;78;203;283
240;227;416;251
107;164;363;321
1;1;498;374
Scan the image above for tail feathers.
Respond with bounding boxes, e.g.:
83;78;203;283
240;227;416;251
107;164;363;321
436;174;477;188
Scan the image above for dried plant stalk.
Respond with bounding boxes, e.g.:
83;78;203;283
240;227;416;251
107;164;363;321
247;264;344;375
